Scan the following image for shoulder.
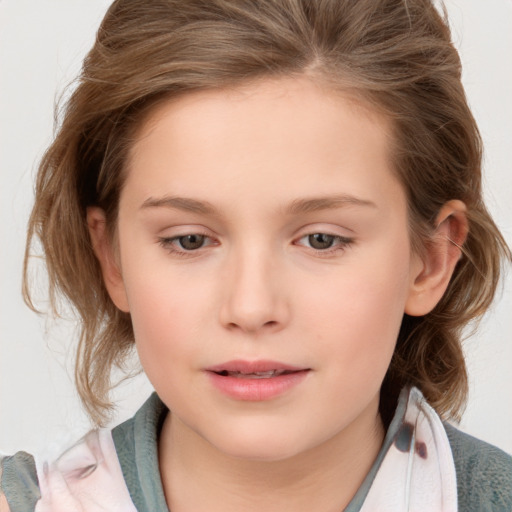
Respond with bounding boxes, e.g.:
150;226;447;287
111;393;168;510
2;430;138;512
444;423;512;511
0;452;39;512
0;394;164;512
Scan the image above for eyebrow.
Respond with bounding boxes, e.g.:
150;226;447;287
140;194;377;215
285;195;377;214
141;195;217;214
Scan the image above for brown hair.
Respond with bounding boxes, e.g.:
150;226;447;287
24;0;511;425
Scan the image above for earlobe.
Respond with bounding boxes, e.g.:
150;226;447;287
87;207;130;313
405;200;468;317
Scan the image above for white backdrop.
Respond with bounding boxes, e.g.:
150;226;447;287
1;0;511;456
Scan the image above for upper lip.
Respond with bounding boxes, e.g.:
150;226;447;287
205;360;309;374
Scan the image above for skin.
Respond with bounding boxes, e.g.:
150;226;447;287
88;77;467;512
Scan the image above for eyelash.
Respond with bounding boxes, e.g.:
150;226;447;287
297;233;354;257
157;232;354;259
158;233;216;258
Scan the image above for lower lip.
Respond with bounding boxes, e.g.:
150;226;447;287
206;371;310;401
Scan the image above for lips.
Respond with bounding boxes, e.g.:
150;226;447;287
215;369;295;379
207;359;306;373
205;360;310;400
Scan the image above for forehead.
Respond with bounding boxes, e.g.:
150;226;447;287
123;77;402;220
132;78;390;157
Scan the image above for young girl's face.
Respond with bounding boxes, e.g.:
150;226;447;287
98;78;427;460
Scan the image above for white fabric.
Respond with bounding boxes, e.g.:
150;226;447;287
35;429;136;512
360;388;457;512
33;387;457;511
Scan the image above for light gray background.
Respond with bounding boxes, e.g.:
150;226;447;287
1;0;511;456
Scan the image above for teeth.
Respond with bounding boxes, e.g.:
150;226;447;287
232;370;277;379
218;370;289;378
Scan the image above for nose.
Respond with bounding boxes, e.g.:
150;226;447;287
219;244;290;334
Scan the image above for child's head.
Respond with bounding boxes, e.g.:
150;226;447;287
25;0;510;426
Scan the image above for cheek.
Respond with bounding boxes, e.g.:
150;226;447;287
298;242;412;373
121;263;211;382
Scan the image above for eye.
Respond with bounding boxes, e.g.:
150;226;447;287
174;234;207;250
158;233;216;256
296;232;353;255
306;233;336;250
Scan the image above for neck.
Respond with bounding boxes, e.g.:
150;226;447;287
158;402;385;512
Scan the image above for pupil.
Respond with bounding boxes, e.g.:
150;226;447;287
309;233;334;249
180;234;205;250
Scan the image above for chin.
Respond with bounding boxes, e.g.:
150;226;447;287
205;426;303;462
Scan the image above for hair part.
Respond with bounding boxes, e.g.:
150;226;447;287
24;0;511;425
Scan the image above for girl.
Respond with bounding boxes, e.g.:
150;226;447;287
1;1;511;511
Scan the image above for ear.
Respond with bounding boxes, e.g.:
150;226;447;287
405;200;468;316
87;207;130;313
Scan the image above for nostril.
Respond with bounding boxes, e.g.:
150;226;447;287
219;288;289;333
226;319;278;332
